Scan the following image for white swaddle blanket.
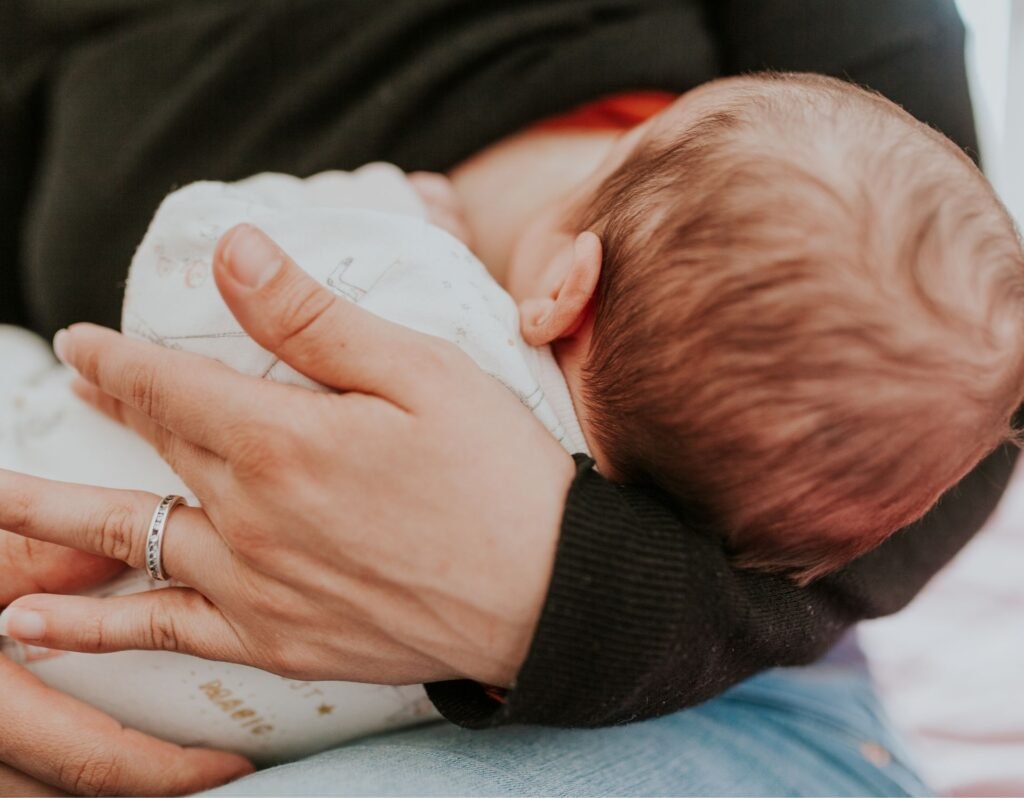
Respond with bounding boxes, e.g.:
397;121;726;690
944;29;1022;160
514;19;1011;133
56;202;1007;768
0;164;587;764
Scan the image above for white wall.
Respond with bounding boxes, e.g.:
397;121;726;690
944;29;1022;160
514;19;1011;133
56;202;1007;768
1003;1;1024;222
956;0;1022;221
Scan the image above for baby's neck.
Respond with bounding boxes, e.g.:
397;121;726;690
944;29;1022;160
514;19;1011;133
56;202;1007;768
449;127;620;475
543;312;614;477
448;128;618;285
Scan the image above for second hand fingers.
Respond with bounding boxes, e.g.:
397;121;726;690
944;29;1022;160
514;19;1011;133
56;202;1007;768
0;470;231;589
0;533;123;606
0;656;253;796
0;762;65;797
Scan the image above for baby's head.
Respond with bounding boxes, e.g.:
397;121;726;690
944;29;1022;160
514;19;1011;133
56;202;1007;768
508;73;1024;583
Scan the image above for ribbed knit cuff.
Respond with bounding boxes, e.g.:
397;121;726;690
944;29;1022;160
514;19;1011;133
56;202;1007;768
424;452;867;728
426;454;700;728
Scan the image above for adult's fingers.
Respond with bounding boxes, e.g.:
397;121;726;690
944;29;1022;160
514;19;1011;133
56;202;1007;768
0;589;246;665
0;762;66;797
54;323;269;458
0;471;230;588
0;656;252;796
213;224;445;400
70;378;225;501
0;533;123;606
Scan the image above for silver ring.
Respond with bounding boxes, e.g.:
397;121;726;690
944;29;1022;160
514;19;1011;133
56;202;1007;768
145;495;185;581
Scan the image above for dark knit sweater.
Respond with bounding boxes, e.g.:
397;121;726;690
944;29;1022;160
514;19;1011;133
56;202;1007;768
2;0;1010;728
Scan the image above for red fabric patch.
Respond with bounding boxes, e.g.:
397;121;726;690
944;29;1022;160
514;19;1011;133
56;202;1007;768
533;91;677;131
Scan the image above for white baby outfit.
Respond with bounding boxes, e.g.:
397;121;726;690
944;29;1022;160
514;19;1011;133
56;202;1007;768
0;163;587;764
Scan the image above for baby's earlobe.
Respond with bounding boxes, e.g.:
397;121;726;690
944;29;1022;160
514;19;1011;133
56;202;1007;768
518;297;559;346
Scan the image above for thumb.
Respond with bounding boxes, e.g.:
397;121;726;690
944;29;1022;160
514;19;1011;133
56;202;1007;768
0;654;253;796
213;224;432;398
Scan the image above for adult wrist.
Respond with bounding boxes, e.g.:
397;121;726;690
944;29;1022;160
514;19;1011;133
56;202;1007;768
426;454;680;728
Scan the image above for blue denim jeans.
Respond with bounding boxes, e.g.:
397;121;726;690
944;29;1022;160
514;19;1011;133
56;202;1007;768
200;662;930;797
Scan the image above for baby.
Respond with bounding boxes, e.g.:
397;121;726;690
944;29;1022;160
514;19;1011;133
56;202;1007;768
511;72;1024;582
2;72;1023;762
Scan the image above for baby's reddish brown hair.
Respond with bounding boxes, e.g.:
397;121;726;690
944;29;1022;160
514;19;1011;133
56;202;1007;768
576;73;1024;584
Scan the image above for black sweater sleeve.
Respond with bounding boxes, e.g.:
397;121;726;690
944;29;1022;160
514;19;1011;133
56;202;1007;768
429;444;1018;728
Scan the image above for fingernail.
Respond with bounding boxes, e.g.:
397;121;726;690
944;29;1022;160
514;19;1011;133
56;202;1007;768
221;225;283;289
53;328;70;364
0;607;46;640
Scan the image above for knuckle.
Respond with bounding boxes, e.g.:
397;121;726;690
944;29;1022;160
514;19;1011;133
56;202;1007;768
79;612;108;652
231;584;272;620
145;604;183;652
234;571;285;618
2;488;36;534
14;537;52;590
227;420;296;483
227;426;278;478
272;283;336;349
123;362;161;419
60;753;125;796
91;503;141;564
266;640;310;680
74;345;104;388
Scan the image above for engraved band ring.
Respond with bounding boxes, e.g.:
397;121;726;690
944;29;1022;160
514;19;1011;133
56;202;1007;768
145;494;185;581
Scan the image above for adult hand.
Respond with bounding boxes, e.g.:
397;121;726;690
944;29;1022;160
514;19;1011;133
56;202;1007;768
0;534;252;796
0;224;575;688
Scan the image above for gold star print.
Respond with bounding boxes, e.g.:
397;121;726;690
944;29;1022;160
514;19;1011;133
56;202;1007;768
317;704;335;716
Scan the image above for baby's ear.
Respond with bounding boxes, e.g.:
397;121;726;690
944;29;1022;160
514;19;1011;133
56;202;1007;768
519;232;602;347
